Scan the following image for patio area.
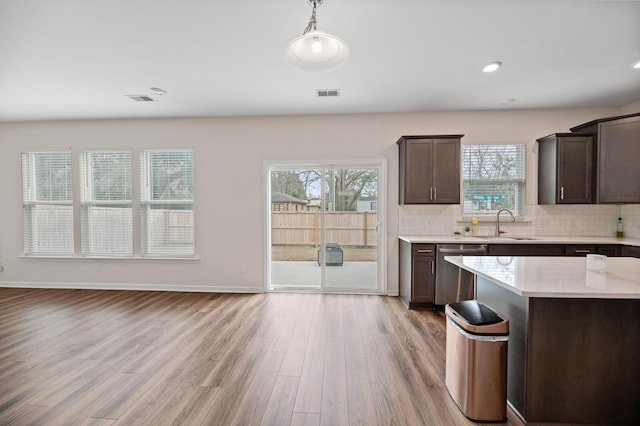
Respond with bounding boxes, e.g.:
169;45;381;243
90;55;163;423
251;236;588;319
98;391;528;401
270;260;378;291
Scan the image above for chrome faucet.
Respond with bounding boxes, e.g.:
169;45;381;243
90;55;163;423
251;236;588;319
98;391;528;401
495;209;516;236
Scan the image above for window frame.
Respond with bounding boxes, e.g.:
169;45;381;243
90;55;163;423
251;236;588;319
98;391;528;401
80;150;134;257
461;143;526;218
140;149;195;258
20;148;196;260
21;151;75;256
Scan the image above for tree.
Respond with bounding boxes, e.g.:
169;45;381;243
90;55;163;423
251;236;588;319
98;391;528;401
270;171;307;200
298;170;321;199
463;145;524;213
327;168;378;211
270;168;378;211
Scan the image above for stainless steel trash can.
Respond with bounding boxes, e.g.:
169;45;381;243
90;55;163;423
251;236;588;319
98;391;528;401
445;300;509;422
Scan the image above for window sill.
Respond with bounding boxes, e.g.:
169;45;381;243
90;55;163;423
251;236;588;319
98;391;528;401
19;255;200;262
458;216;533;224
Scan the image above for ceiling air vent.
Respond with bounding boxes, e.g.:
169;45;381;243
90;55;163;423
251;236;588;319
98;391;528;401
316;89;340;97
125;94;156;102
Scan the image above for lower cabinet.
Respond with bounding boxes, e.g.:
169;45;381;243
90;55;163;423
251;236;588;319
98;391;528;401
400;240;634;310
399;241;435;309
487;244;565;256
621;245;640;258
565;244;620;257
412;249;435;303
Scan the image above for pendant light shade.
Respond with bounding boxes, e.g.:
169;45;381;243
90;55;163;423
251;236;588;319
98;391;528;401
287;30;349;71
286;1;349;71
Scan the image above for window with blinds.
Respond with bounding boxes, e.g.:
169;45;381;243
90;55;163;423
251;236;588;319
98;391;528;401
22;152;74;255
80;151;133;256
462;144;526;216
140;150;194;257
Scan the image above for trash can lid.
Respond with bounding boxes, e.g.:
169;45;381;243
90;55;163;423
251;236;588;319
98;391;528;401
447;300;503;326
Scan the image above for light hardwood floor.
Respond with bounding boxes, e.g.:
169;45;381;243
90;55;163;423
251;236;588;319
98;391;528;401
0;288;518;425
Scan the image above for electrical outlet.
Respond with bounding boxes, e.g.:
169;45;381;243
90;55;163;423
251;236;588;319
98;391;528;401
96;262;102;272
240;264;248;274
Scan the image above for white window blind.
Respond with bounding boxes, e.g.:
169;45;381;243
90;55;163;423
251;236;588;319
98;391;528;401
140;150;194;257
80;151;133;256
462;144;526;216
21;152;74;255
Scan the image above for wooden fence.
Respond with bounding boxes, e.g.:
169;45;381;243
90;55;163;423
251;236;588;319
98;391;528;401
271;211;378;247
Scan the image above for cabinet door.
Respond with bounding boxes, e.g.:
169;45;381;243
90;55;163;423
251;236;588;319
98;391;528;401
558;136;593;203
402;140;432;203
538;134;593;204
412;255;435;303
488;244;565;256
565;245;597;256
621;245;640;258
432;139;460;204
597;245;620;257
598;116;640;203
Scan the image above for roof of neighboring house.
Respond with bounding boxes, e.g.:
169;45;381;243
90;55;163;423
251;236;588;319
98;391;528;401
271;192;307;204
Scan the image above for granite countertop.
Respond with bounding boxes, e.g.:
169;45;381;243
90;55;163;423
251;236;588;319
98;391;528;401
445;255;640;299
398;235;640;247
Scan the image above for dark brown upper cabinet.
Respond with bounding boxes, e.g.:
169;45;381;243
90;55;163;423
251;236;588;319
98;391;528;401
571;113;640;204
537;133;594;204
397;135;462;204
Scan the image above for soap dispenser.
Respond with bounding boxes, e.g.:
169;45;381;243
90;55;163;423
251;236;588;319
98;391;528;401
616;217;624;238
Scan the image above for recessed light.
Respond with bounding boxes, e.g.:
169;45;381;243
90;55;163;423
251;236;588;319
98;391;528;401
483;61;503;73
149;87;167;95
501;98;516;105
633;61;640;69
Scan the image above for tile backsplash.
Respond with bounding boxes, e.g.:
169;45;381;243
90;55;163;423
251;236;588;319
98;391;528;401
399;204;640;238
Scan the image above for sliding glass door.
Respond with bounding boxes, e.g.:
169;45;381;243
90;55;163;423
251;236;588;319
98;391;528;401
267;161;385;293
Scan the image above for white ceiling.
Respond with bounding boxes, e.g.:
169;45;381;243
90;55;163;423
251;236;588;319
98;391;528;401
1;0;639;122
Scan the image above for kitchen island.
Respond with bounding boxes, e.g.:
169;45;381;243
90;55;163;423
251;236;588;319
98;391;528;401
445;255;640;425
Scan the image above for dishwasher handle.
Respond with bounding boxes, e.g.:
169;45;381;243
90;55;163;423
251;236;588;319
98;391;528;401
438;246;487;255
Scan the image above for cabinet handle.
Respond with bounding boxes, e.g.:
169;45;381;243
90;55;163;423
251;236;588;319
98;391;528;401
417;249;433;254
430;187;433;200
433;187;437;200
574;249;592;253
431;260;434;274
560;186;564;200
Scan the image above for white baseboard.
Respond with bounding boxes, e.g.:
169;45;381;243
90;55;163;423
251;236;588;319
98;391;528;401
0;281;264;294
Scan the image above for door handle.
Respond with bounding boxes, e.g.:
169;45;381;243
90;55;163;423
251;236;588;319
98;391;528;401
560;186;564;200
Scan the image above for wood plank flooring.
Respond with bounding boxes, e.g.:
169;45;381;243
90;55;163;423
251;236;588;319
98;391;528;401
0;288;517;425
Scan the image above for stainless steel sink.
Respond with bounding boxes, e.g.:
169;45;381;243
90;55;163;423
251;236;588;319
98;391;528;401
508;237;540;240
475;236;540;241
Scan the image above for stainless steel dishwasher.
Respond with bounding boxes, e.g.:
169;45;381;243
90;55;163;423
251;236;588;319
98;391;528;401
435;244;487;306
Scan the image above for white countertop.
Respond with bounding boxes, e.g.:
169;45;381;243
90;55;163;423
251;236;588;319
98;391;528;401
445;255;640;299
399;235;640;247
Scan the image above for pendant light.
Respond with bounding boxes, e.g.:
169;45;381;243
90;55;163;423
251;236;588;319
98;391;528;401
286;0;349;71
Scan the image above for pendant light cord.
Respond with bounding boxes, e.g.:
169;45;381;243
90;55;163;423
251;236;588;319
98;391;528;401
302;1;319;35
